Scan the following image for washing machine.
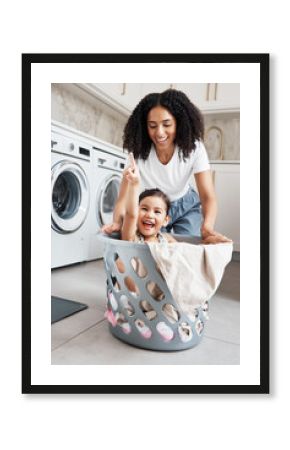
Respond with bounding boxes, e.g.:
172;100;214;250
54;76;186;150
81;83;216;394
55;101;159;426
51;124;93;268
88;143;127;260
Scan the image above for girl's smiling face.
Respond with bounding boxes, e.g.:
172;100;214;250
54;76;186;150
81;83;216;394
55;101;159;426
147;106;177;153
138;195;169;239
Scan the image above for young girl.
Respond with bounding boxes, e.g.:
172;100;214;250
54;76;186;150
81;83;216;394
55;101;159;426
121;153;176;244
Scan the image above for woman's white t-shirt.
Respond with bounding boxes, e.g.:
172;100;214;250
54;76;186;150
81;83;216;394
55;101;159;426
136;141;210;201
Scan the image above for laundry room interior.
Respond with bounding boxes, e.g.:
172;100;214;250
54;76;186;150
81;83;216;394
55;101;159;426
51;83;240;365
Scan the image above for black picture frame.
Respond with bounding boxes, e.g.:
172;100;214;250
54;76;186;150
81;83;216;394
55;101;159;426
22;53;269;394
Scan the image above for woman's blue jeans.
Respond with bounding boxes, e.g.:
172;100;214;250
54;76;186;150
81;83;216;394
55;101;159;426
162;187;202;236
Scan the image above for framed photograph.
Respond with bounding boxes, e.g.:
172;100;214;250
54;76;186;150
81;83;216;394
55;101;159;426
22;53;269;394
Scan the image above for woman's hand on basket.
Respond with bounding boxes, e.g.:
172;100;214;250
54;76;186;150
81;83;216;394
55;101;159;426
201;226;232;245
101;222;122;235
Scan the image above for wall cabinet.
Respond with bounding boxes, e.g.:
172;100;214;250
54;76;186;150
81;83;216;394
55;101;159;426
121;83;171;111
80;83;172;116
174;83;239;113
210;163;240;251
93;83;124;98
214;84;240;110
192;163;240;251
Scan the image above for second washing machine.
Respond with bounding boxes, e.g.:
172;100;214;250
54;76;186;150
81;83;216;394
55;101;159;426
88;143;127;260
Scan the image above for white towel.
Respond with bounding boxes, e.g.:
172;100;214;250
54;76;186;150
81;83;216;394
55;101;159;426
147;241;233;318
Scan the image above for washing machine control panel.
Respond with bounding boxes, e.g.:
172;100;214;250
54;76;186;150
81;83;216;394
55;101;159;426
51;132;91;161
93;147;127;172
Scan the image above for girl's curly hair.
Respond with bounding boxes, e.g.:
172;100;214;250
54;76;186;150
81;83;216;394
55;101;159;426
123;88;204;161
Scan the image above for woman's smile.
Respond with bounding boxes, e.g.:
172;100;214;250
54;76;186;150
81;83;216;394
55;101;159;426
156;137;168;144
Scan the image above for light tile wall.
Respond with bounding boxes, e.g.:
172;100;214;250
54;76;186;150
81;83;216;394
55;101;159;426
51;83;127;147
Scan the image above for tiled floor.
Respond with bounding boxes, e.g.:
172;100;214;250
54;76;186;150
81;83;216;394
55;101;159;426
51;257;240;365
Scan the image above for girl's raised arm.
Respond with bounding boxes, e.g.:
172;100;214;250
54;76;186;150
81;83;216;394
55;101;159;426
121;154;141;241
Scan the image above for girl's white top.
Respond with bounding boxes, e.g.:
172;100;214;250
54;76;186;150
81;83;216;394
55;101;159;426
136;141;210;201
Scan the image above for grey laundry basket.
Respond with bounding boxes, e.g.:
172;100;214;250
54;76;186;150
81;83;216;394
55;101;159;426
98;233;207;351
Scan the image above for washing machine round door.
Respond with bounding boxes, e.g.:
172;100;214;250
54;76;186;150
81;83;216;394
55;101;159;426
97;174;121;226
51;160;90;233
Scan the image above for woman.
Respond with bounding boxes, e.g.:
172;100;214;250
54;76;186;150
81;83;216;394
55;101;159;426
102;88;230;244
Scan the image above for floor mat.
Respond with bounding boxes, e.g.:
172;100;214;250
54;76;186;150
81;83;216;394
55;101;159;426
51;296;88;324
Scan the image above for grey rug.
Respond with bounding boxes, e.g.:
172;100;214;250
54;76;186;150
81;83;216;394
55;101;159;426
51;296;88;324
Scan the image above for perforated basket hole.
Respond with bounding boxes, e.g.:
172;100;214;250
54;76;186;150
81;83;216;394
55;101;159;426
156;321;174;342
146;281;165;301
105;308;117;327
203;301;209;312
140;300;157;321
162;303;179;323
107;290;118;311
134;319;152;339
114;253;126;273
130;257;148;278
187;308;200;322
178;322;193;343
124;276;140;296
110;274;121;292
202;301;210;319
116;312;131;334
195;319;204;336
120;294;135;317
116;312;125;324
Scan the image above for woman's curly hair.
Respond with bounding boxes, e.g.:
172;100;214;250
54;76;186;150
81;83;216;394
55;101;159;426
123;88;204;160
